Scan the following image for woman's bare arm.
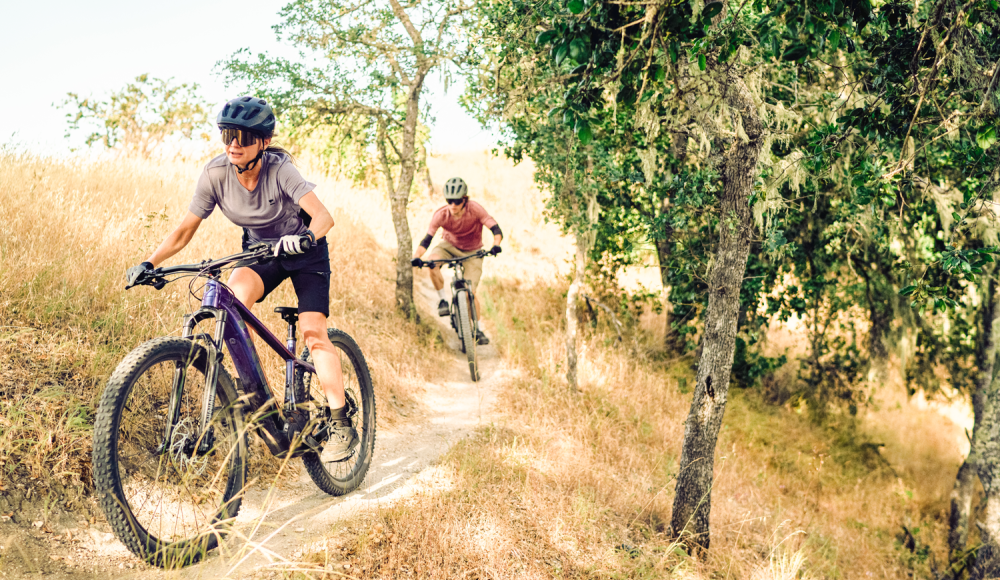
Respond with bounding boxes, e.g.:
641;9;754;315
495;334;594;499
298;192;334;240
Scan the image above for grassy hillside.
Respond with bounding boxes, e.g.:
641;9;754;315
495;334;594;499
302;276;964;579
0;149;968;578
0;150;448;499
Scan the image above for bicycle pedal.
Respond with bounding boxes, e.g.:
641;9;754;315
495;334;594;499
303;434;323;452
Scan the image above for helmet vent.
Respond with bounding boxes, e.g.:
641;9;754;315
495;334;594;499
217;96;276;137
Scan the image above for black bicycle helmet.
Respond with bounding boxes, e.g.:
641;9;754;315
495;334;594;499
217;96;276;137
443;177;468;200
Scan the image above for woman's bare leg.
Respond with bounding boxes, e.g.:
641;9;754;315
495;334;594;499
228;267;265;307
299;312;346;409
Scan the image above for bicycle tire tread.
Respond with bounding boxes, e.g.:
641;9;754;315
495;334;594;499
298;329;376;496
457;291;479;381
92;337;246;567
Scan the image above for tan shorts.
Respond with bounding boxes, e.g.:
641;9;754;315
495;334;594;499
428;241;484;294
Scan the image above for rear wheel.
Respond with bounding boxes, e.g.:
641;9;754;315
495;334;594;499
295;329;376;496
456;289;479;381
92;337;247;568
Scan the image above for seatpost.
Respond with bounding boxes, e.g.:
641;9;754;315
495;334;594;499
285;318;297;409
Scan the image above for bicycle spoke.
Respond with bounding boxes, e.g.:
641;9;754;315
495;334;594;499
297;329;375;496
100;341;245;561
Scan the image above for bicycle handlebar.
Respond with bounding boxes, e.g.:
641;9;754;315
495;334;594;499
128;240;312;289
417;250;491;268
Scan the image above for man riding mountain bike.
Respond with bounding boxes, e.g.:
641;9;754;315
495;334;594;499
410;177;502;346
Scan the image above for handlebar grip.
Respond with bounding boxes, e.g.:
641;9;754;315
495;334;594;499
300;238;312;252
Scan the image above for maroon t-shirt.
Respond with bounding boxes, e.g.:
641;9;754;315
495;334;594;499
426;200;498;252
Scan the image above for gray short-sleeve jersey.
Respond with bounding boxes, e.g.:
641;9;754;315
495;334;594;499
189;151;317;243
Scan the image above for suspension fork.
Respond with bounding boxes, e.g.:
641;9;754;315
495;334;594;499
157;309;227;456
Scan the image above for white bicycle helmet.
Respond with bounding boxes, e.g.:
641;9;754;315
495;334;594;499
443;177;468;200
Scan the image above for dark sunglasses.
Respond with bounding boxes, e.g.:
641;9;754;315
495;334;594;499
220;128;260;147
447;198;466;205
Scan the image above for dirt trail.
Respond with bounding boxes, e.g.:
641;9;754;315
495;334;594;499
0;273;508;579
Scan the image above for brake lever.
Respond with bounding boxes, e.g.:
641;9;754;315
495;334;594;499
125;268;161;290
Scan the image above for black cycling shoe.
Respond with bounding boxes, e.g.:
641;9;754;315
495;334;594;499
476;329;490;345
438;299;450;317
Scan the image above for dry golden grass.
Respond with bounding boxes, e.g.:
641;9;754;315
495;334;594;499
292;272;962;579
0;148;448;492
0;147;969;579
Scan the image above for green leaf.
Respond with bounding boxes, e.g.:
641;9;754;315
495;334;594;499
669;42;679;63
655;65;666;82
976;126;997;150
698;53;707;71
554;42;569;66
899;285;918;296
952;212;962;222
569;37;589;62
567;0;585;14
703;1;724;19
782;44;809;61
547;106;563;118
828;29;840;51
576;120;593;144
535;30;557;45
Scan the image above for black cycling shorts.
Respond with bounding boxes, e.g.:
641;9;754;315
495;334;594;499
242;238;331;317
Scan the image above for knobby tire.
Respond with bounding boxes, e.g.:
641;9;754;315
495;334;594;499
456;290;479;381
295;329;376;496
92;337;248;568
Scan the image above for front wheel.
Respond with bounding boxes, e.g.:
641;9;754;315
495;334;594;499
92;337;248;568
295;329;376;496
456;289;479;381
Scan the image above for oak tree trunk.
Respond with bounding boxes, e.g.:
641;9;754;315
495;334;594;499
968;273;1000;578
970;374;1000;579
389;73;426;317
953;273;998;562
656;218;680;353
566;233;585;390
949;459;976;556
669;64;764;553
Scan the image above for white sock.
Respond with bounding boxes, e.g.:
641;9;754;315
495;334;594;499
437;289;447;301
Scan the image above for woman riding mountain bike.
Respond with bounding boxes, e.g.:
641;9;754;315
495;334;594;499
124;95;358;460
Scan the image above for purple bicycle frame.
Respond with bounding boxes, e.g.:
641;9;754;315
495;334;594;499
182;278;316;456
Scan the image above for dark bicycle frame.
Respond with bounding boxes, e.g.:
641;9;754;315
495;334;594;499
421;249;490;336
149;245;321;459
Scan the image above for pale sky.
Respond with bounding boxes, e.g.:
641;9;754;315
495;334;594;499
0;0;499;156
